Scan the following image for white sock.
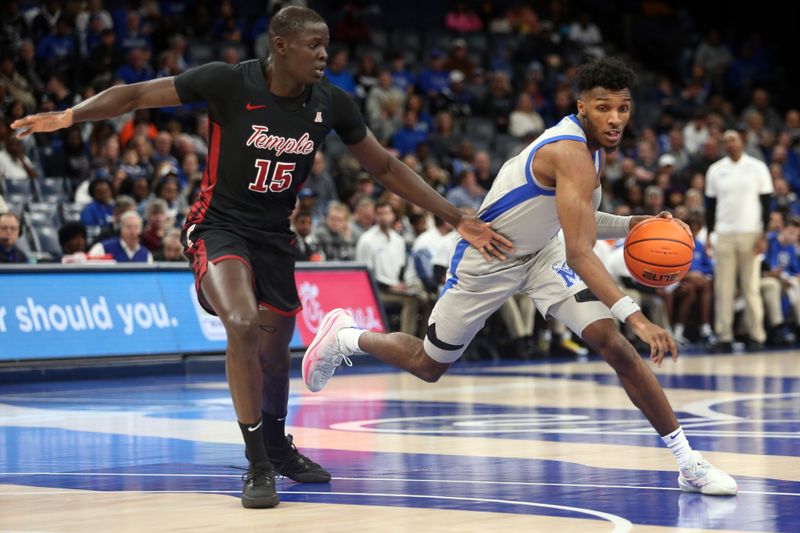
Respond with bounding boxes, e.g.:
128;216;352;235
336;327;365;355
700;323;713;336
661;426;695;469
674;323;685;338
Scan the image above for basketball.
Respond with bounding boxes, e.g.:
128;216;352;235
624;218;694;288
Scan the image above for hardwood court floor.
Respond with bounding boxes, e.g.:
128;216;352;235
0;350;798;532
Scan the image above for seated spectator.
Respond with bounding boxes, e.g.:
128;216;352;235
446;169;487;211
473;150;494;190
760;218;800;345
325;48;356;96
357;201;426;336
140;198;169;252
154;228;186;262
671;215;716;345
292;210;322;262
349;196;376;244
0;136;38;180
146;171;186;225
0;53;36;111
417;49;450;100
88;211;152;263
390;110;430;157
366;69;406;126
314;202;356;261
80;178;115;227
57;221;88;263
412;215;453;294
305;152;338;218
92;195;137;245
0;212;27;263
444;38;476;78
509;93;545;138
388;52;415;94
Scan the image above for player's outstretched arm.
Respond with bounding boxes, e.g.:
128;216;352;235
553;141;677;365
11;78;181;138
347;130;514;261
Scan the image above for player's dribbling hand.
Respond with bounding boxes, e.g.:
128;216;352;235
456;216;515;261
11;109;74;139
629;316;678;367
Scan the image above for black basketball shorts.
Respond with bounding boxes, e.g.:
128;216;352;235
181;223;302;317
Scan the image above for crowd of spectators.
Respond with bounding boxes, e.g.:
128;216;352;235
2;0;799;353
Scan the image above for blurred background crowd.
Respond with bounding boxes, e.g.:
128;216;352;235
2;0;800;357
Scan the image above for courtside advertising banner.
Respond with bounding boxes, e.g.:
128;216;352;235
0;264;386;361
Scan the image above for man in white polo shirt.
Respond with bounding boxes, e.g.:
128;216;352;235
356;200;425;336
705;129;773;351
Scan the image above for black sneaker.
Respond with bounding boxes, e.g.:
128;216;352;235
241;462;279;509
268;434;331;483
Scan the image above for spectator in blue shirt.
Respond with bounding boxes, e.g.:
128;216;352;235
417;49;450;100
671;214;715;345
389;52;415;94
36;17;77;65
80;178;115;228
390;110;429;156
325;48;356;96
116;48;155;85
761;218;800;344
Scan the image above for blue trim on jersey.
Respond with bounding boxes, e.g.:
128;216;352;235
440;239;470;298
568;114;581;126
524;135;586;192
441;129;587;298
440;184;539;297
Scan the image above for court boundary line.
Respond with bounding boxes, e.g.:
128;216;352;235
1;473;796;497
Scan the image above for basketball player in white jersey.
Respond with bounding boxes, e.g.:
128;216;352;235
303;58;737;495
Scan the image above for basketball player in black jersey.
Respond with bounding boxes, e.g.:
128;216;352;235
12;6;513;509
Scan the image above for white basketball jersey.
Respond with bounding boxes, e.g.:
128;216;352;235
477;114;602;255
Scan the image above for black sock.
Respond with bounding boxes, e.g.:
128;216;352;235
238;419;269;465
263;411;289;450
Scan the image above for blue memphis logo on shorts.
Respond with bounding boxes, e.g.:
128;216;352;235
551;260;581;289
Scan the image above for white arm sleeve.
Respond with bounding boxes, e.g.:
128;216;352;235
595;211;632;240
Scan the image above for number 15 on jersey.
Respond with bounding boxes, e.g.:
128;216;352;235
248;159;295;193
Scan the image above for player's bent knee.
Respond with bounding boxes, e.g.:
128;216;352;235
223;311;260;344
582;320;634;362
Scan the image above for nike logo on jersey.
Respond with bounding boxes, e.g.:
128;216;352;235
246;103;266;111
314;111;323;123
247;420;263;432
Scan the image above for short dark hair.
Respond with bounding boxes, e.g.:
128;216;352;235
58;222;87;247
268;6;326;43
576;57;635;92
88;178;112;199
295;210;313;221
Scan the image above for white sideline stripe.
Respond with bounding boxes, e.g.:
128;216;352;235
1;473;796;497
0;488;632;533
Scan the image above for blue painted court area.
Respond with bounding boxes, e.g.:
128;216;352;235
0;355;798;532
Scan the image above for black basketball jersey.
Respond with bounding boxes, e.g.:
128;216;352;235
174;59;367;234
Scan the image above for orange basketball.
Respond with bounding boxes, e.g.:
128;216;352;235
624;218;694;288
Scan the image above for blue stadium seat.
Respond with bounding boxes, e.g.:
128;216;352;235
60;202;84;223
25;209;60;228
37;177;70;202
32;225;62;256
464;117;496;143
2;178;33;198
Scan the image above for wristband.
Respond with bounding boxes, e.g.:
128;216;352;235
610;295;640;323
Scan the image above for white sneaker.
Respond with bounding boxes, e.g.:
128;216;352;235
678;452;738;496
302;308;357;393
